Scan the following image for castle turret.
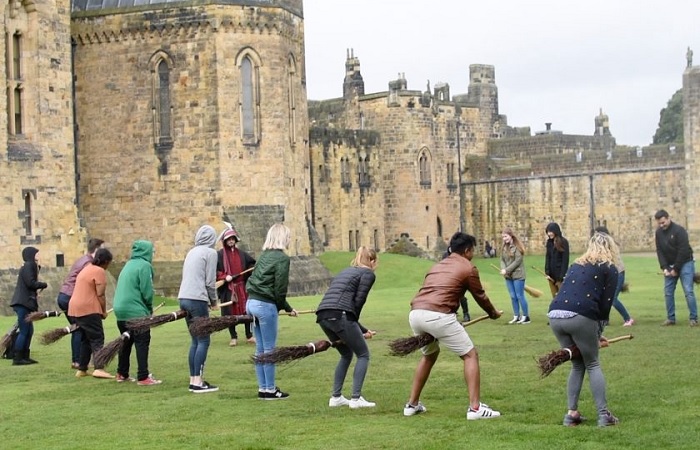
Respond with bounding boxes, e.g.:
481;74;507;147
343;48;365;100
466;64;499;121
594;108;612;136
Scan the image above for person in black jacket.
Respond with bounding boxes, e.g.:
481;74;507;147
10;247;48;365
654;209;698;326
544;222;570;298
316;246;378;409
547;232;620;427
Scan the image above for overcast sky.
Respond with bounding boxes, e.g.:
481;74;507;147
303;0;700;147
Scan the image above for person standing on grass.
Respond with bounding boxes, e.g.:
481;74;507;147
544;222;569;298
548;232;620;427
246;223;298;400
10;247;48;365
654;209;698;327
594;226;634;327
216;227;256;347
178;225;220;393
68;248;114;379
500;227;530;324
403;232;502;420
56;238;104;369
113;240;161;386
317;246;378;409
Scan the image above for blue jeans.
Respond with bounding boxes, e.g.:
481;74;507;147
664;261;698;321
506;279;529;317
12;305;33;352
57;292;83;363
179;299;211;377
246;298;279;391
611;271;631;322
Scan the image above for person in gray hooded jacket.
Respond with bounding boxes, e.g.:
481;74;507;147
178;225;219;393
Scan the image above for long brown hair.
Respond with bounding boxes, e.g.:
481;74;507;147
502;227;525;255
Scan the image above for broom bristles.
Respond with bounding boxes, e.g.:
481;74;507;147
252;339;334;365
93;333;130;368
25;310;62;322
388;333;436;356
1;323;19;353
524;285;543;298
126;310;188;334
536;346;580;378
41;324;79;345
694;272;700;284
189;315;254;337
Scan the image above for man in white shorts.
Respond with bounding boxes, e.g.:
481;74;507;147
403;232;502;420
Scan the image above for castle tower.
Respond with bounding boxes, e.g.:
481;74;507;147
0;0;82;271
70;1;318;273
683;58;700;242
466;64;499;122
343;48;365;100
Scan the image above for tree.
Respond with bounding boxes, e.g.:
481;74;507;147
653;89;683;144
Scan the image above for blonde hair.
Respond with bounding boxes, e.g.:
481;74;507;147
351;246;377;268
501;227;525;255
262;223;291;251
575;232;621;268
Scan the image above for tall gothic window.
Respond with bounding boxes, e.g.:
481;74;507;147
157;60;171;139
23;190;33;236
237;49;262;145
446;163;455;186
6;31;24;135
287;54;297;146
419;149;431;186
358;155;370;186
150;51;174;175
341;157;351;187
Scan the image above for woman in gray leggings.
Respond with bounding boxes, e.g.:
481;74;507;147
547;232;621;427
316;246;378;409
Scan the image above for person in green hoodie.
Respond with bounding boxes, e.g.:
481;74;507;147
113;240;162;386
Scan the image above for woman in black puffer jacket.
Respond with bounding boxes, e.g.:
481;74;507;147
316;247;378;409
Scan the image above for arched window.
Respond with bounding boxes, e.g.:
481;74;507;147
419;148;431;186
237;49;262;145
149;51;174;175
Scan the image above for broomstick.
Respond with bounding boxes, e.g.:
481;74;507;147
125;310;188;334
252;339;339;365
189;315;254;337
531;265;554;282
1;323;19;354
40;324;80;345
92;302;167;367
25;310;63;322
489;263;543;298
388;312;501;356
215;266;256;289
536;334;634;378
92;331;131;368
279;309;316;316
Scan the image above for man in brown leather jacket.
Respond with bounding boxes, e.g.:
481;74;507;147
403;232;503;420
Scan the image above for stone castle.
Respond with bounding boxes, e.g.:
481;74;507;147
2;0;700;312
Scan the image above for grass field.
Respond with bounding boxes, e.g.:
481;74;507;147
1;252;699;449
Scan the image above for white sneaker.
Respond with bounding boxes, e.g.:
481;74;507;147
329;395;350;407
403;401;427;416
518;316;531;324
508;316;520;324
467;402;501;420
349;396;376;409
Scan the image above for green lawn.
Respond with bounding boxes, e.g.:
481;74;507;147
1;252;698;449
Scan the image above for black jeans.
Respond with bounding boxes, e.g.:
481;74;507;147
74;314;105;370
116;320;152;381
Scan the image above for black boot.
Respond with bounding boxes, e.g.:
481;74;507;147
12;350;32;366
25;349;38;364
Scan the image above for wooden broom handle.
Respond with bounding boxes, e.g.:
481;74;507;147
462;310;503;327
605;334;634;344
280;309;316;316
